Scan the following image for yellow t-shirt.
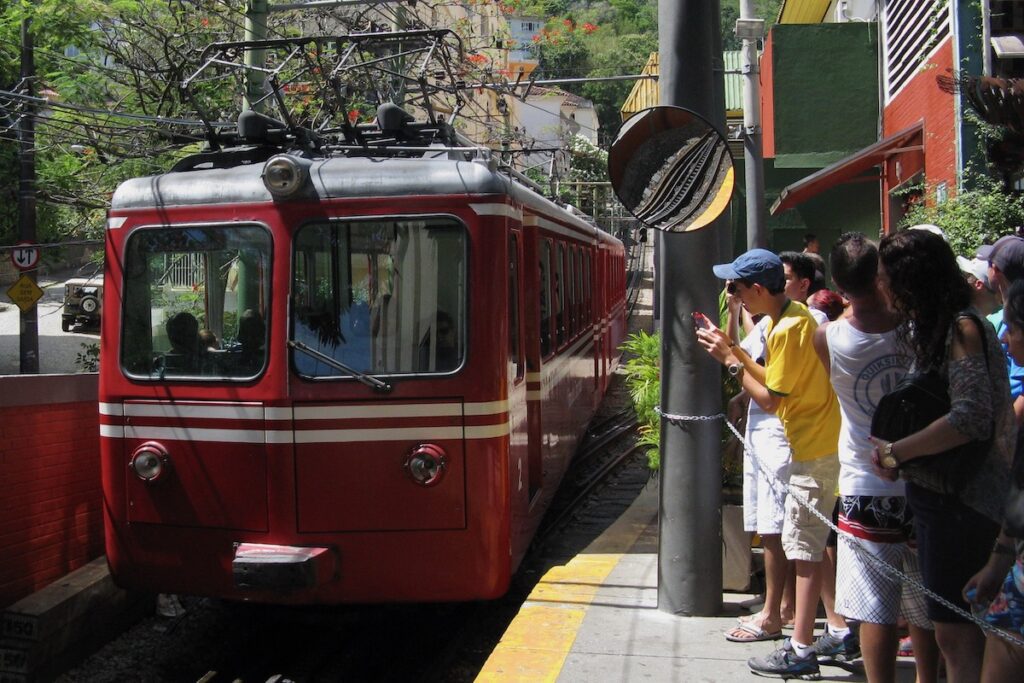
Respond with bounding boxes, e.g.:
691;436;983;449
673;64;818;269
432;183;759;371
765;301;840;462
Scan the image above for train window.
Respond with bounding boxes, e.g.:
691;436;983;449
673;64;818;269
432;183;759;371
539;241;552;357
555;243;566;347
291;218;466;377
575;249;583;329
583;252;591;326
509;234;523;381
567;246;576;338
121;224;272;380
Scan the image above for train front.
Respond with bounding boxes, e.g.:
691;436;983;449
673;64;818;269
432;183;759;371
99;152;519;604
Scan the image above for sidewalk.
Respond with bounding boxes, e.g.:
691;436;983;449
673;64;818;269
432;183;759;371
477;484;920;682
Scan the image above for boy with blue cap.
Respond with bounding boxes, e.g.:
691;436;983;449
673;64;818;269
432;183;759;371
696;248;840;679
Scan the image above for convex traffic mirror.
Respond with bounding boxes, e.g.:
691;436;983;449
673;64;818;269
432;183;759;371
608;106;734;232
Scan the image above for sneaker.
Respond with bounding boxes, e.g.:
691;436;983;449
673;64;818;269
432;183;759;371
812;628;860;664
748;639;821;680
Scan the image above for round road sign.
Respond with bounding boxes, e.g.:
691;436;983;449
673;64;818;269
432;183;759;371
10;242;39;271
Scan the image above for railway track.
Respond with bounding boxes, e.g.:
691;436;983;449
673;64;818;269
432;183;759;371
631;130;728;231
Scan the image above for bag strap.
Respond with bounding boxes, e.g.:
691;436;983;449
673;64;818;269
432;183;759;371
953;310;991;372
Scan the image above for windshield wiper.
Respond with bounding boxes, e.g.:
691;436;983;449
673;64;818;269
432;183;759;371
287;339;393;392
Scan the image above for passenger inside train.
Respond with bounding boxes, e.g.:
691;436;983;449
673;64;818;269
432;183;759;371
163;311;201;372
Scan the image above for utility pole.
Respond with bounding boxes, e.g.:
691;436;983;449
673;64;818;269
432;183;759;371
19;17;39;374
738;1;766;249
243;0;269;112
657;0;727;616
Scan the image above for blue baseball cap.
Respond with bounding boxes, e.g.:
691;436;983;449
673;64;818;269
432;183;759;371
713;248;785;290
976;234;1024;262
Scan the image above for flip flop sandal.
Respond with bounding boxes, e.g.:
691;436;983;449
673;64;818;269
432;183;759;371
724;621;784;642
738;614;794;629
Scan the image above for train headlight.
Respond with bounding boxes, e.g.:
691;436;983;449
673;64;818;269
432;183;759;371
262;155;307;198
129;442;170;482
404;444;447;487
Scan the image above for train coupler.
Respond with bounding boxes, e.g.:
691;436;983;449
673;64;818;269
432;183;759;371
232;543;336;591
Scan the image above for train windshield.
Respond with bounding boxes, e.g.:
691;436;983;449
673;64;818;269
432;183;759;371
291;218;466;377
120;224;272;380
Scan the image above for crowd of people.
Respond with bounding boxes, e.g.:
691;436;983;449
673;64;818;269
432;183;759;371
695;227;1024;683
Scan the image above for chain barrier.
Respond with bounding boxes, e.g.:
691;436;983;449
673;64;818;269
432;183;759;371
656;406;1024;650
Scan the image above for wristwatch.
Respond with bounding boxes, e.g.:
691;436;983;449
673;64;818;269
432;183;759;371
727;363;743;378
880;442;900;470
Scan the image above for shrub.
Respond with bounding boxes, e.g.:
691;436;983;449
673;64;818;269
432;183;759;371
620;330;661;470
619;329;744;489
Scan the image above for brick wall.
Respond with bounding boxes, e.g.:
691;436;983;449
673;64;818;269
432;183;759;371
0;374;102;607
883;38;958;233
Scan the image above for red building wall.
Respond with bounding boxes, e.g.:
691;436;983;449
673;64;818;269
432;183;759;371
0;375;102;606
882;39;957;232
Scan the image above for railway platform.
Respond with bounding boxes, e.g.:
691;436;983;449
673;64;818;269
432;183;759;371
476;483;921;683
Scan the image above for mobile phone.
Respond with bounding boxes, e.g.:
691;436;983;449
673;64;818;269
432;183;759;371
692;312;710;330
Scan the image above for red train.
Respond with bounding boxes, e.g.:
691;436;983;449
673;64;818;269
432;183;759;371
98;109;626;603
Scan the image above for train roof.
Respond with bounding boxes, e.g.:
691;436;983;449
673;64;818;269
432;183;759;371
110;152;622;246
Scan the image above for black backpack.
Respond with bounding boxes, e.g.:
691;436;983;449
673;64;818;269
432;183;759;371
869;313;991;495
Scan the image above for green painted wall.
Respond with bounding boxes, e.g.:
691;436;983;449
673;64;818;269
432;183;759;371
771;23;880;169
729;159;881;276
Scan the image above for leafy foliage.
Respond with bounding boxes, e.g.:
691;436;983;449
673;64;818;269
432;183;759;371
0;0;752;247
75;341;99;372
620;330;661;470
898;172;1024;257
619;327;745;487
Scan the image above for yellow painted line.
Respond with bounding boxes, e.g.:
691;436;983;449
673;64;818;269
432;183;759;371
476;486;658;682
474;605;586;682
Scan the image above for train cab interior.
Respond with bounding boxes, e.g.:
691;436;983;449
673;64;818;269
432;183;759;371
120;224;272;381
290;217;466;379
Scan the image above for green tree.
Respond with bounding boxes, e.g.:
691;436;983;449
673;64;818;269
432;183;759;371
720;5;741;51
583;32;656;140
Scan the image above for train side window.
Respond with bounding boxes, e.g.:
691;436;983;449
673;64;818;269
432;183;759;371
567;246;576;339
121;224;272;381
539;240;552;358
555;243;566;347
583;250;591;326
577;248;585;333
509;233;523;381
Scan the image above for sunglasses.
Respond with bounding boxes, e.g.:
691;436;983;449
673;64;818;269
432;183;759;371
726;279;752;295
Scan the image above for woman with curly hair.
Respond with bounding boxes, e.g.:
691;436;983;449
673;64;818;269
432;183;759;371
869;228;1017;682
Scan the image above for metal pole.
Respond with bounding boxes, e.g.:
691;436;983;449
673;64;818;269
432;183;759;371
740;0;766;249
244;0;269;112
19;17;38;374
982;0;992;77
657;0;726;616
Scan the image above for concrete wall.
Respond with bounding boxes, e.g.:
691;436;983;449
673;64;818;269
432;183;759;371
0;374;102;607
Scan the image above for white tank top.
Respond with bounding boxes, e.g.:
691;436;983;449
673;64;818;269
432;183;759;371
826;319;911;496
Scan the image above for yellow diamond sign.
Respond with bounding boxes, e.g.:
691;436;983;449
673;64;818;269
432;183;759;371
7;274;44;312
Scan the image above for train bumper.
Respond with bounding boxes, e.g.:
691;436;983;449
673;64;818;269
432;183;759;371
232;543;336;591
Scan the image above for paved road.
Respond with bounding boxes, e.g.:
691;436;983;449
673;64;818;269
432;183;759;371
0;270;101;375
